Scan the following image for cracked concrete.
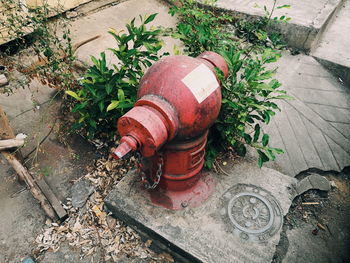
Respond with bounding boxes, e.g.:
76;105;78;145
105;160;331;263
211;0;343;51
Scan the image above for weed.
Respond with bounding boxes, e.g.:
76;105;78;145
169;0;292;167
0;0;76;92
66;14;166;138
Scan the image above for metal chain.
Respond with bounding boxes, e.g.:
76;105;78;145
151;153;163;189
136;152;163;189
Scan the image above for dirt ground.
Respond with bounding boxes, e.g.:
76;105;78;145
273;168;350;263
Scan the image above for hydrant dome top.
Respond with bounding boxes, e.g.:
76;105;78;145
138;54;224;139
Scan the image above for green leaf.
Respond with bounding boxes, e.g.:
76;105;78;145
263;111;271;124
106;84;113;95
235;143;247;156
117;100;134;109
253;124;260;142
88;119;97;129
262;134;269;146
117;89;125;101
268;94;293;100
243;133;252;144
257;150;269;167
258;156;264;168
65;90;81;101
277;5;291;9
107;100;119;112
272;148;284;154
265;149;276;161
90;55;99;67
144;13;158;24
98;101;104;112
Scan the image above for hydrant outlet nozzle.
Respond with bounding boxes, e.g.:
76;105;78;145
111;135;138;160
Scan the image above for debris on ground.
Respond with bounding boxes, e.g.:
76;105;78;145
34;155;173;262
273;170;350;262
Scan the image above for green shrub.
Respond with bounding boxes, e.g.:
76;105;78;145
0;0;75;92
66;14;166;138
169;0;292;167
67;0;291;168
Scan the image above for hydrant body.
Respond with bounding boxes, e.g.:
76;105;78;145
113;51;228;210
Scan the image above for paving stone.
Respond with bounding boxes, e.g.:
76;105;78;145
71;179;94;208
105;161;298;263
70;0;180;66
263;52;350;177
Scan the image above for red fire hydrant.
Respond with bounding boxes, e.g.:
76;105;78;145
112;51;228;210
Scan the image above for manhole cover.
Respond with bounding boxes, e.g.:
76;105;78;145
221;184;283;242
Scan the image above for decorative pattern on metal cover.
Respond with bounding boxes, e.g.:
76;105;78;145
221;184;283;242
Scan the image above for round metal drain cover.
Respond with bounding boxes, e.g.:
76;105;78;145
221;184;283;242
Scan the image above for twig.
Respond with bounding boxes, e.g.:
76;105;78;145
24;118;57;160
302;202;320;206
10;186;28;198
13;99;50;119
215;160;230;176
0;138;25;150
2;151;57;219
317;223;326;231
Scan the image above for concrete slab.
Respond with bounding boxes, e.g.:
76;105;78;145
0;77;95;262
312;0;350;86
262;51;350;177
105;160;300;263
70;0;181;66
0;156;45;263
0;86;96;262
211;0;342;51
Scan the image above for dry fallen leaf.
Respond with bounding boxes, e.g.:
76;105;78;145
34;156;174;262
145;239;153;248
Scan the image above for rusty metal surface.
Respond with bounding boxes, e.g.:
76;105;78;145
112;52;228;209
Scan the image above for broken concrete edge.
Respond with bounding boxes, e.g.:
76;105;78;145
66;0;129;18
104;200;201;263
172;0;321;52
310;0;346;54
295;173;331;195
271;223;289;263
161;0;343;52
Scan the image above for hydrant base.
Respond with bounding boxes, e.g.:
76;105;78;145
149;172;215;210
